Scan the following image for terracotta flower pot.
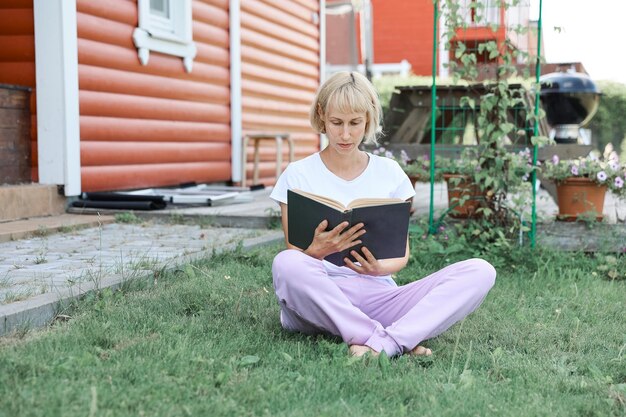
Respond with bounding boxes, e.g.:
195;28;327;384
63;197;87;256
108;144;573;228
443;174;483;219
555;177;607;221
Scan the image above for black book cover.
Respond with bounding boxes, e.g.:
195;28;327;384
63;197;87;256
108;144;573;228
287;189;411;266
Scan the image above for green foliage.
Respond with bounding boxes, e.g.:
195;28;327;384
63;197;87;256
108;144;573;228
168;212;187;224
595;254;626;281
265;207;283;229
114;212;141;224
438;0;541;231
588;80;626;156
409;219;530;270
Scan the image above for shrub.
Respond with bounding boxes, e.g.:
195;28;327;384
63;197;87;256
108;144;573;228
588;80;626;156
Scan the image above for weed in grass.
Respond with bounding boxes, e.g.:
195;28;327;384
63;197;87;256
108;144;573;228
112;250;162;281
58;224;77;234
595;254;626;281
32;240;49;265
32;226;49;237
265;207;282;229
33;254;47;265
196;215;216;228
575;210;602;228
168;212;186;224
0;273;11;289
114;211;141;224
9;321;32;339
2;288;34;304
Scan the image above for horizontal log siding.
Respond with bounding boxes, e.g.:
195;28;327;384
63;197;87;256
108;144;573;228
77;0;231;191
0;0;36;181
241;0;320;185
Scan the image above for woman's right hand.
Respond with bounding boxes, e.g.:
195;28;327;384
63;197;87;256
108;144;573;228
304;220;365;260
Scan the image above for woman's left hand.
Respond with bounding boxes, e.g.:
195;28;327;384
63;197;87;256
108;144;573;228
343;246;385;276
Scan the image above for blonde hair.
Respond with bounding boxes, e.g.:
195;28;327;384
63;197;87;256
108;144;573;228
309;71;382;145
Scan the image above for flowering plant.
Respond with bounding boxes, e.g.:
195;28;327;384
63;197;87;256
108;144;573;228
437;154;479;177
372;147;441;181
438;147;536;189
542;152;626;198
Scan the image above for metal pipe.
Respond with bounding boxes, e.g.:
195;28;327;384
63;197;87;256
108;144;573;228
531;0;543;248
429;0;439;234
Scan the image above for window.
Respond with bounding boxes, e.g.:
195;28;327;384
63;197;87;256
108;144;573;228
133;0;197;72
460;0;501;27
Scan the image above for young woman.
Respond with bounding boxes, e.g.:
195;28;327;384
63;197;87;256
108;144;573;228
270;71;496;357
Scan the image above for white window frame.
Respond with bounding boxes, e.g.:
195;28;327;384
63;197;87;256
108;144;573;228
459;0;501;27
133;0;197;72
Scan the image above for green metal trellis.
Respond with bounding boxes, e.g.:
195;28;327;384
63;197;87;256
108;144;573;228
427;0;544;247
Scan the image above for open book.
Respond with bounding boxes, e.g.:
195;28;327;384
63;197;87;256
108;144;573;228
287;189;411;266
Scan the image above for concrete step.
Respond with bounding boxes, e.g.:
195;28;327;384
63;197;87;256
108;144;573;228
0;184;66;222
0;213;115;243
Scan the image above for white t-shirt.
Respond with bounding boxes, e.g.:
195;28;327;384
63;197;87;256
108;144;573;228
270;152;415;281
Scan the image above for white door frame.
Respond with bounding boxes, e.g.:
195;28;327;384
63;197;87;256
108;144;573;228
229;0;242;183
33;0;81;196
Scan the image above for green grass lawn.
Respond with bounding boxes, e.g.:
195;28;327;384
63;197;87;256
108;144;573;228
0;238;625;417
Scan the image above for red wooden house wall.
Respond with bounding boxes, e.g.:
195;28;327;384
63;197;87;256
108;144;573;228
76;0;232;191
0;0;37;181
0;0;321;193
240;0;320;185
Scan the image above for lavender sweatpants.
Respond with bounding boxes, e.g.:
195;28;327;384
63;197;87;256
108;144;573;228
272;249;496;356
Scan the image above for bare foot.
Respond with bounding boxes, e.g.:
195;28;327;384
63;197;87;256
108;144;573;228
409;345;432;356
349;345;379;357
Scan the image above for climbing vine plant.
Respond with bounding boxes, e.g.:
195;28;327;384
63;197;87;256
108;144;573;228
439;0;546;234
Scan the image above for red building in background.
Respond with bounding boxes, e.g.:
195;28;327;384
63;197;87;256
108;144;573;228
369;0;435;76
325;0;540;79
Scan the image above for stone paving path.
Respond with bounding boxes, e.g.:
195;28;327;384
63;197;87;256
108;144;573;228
0;221;282;335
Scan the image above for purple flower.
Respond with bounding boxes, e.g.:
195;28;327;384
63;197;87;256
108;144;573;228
609;161;620;171
615;177;624;188
597;171;607;182
570;165;579;176
551;155;559;165
384;151;394;159
400;150;410;164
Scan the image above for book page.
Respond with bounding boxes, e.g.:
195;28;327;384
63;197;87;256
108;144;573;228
347;197;404;209
291;189;346;211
